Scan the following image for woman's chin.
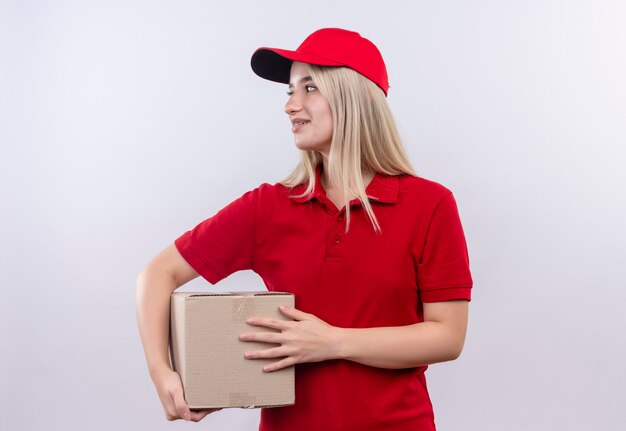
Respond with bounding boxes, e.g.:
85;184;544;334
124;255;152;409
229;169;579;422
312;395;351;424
294;142;315;152
294;141;329;153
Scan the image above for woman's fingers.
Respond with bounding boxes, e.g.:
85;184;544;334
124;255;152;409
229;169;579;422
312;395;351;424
240;330;283;343
277;304;312;321
246;316;290;330
245;305;312;331
244;345;289;359
243;345;297;371
263;356;298;372
241;306;339;370
189;409;221;422
154;369;219;422
169;383;191;421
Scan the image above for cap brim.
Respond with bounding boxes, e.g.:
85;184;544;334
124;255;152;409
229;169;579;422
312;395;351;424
251;47;344;85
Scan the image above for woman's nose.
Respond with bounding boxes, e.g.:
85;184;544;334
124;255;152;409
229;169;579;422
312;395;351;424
284;93;302;115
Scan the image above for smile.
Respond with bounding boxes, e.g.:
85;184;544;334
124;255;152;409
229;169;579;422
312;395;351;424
291;120;310;132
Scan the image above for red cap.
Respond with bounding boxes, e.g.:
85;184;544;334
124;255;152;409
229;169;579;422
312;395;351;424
251;28;389;96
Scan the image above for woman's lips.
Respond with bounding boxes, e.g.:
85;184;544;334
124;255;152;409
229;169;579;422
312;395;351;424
291;120;310;132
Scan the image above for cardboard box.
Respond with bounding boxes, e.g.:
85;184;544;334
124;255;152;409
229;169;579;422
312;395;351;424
170;291;295;409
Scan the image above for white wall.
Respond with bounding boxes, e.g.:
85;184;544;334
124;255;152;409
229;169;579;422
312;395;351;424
1;1;624;430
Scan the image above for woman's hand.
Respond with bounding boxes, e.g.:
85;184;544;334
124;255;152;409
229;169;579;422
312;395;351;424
152;367;221;422
240;305;345;372
240;301;468;371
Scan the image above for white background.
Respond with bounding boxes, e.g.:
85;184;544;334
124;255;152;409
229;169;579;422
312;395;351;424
1;1;625;430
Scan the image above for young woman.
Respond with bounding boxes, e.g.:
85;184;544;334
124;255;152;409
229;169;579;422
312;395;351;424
136;28;473;431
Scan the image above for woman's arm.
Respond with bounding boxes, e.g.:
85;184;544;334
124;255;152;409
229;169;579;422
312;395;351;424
136;244;219;421
240;300;469;371
337;300;468;368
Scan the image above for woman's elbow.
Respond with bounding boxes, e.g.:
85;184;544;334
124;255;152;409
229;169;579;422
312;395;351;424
446;334;467;361
449;343;464;361
437;326;466;363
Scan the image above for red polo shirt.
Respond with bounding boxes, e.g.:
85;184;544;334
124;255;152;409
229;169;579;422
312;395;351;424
174;167;472;431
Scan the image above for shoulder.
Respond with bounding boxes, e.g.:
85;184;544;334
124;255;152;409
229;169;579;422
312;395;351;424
395;174;453;205
248;181;293;200
237;182;299;212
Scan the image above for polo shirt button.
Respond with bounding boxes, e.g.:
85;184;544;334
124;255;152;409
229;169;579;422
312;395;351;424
337;215;344;222
334;235;341;244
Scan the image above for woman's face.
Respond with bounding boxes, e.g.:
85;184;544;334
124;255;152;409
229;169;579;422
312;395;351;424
284;61;333;155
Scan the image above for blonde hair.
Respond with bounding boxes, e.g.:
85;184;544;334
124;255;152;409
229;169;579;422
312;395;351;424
281;65;416;233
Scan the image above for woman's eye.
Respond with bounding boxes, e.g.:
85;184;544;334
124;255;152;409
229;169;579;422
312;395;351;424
286;85;317;96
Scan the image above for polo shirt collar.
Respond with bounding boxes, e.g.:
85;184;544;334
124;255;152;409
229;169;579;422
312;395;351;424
290;164;399;205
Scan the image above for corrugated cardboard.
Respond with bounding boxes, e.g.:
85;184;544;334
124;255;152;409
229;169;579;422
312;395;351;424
170;291;295;409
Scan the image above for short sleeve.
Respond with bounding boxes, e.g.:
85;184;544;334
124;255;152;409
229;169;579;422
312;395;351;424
174;187;261;284
417;192;473;302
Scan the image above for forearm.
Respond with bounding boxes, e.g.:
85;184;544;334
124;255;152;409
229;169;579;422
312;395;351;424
336;321;466;369
242;301;468;372
135;266;177;380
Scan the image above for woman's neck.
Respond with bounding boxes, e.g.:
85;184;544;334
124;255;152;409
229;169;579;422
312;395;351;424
319;156;375;194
